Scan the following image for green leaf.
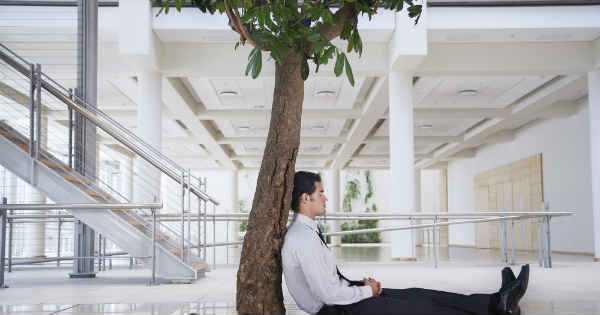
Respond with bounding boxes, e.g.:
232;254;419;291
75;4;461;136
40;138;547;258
307;33;322;42
344;54;354;86
234;42;240;50
334;53;344;77
175;0;181;11
252;48;262;79
301;55;309;80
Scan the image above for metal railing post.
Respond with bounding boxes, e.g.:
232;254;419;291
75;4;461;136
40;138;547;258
68;89;74;169
202;178;207;264
7;213;13;273
186;169;191;260
180;170;185;261
510;220;516;265
97;234;102;271
500;202;508;264
544;202;552;268
433;216;438;268
28;64;35;158
34;63;42;161
1;198;7;288
197;198;202;258
150;207;157;286
212;202;216;270
537;203;546;267
57;218;61;267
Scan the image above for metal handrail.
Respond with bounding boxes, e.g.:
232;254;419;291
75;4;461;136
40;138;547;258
0;202;163;210
200;211;573;218
0;42;218;206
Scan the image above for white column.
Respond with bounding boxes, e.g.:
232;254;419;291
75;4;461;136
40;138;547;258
415;169;422;212
388;72;416;260
414;169;422;247
589;70;600;262
133;70;162;202
325;169;341;246
22;184;46;257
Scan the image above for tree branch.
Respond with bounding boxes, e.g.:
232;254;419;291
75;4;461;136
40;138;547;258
224;0;268;50
316;4;356;42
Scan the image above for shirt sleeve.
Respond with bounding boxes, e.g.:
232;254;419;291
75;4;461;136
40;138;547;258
294;240;372;305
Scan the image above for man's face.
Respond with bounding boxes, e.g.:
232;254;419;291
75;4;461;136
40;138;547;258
307;181;328;217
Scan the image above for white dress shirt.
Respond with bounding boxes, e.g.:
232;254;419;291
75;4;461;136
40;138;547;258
282;213;372;314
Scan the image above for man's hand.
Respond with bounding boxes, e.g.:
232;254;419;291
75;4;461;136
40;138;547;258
364;278;382;296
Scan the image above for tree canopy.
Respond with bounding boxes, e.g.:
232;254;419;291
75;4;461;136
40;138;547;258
156;0;422;85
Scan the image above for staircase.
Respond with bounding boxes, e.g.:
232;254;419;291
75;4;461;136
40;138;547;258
0;43;211;281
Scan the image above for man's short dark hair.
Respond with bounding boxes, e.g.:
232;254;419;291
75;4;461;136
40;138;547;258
291;171;322;211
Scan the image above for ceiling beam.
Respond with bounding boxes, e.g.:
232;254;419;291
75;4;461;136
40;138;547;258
163;77;237;169
414;108;510;119
216;136;346;145
419;42;594;75
232;154;334;161
363;135;463;145
331;77;387;169
197;109;362;121
416;74;584;169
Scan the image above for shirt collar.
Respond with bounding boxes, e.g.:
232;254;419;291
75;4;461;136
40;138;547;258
294;213;318;232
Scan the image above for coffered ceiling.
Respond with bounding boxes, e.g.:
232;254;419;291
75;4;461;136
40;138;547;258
0;4;598;171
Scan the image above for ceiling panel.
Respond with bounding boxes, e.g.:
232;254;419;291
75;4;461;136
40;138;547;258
414;75;551;108
187;76;362;110
231;143;334;156
374;118;480;137
214;118;346;138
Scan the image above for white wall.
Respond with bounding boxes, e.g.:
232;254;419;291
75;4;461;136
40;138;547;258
447;102;594;253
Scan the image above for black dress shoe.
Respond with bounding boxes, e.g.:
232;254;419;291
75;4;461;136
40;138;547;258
496;265;529;315
516;264;530;299
501;267;516;289
496;278;521;315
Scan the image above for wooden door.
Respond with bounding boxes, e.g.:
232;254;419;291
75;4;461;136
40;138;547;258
474;154;543;251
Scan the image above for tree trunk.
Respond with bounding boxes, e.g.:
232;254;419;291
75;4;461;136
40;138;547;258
236;51;304;314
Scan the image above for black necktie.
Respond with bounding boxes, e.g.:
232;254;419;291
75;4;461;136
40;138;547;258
316;226;363;287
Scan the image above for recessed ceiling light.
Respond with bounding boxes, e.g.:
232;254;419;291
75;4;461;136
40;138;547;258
219;90;239;96
237;126;251;131
315;90;336;97
418;124;433;129
458;89;478;96
253;105;265;109
312;125;326;131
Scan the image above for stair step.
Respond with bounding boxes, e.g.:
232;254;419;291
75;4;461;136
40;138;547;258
39;158;62;170
190;262;208;270
60;173;92;186
169;249;189;256
83;189;112;200
0;129;20;140
128;220;149;227
13;142;30;153
145;232;169;241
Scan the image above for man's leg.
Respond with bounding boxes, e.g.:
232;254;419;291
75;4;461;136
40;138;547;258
379;288;496;315
331;295;486;315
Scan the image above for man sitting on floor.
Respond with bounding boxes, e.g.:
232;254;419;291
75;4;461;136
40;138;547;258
282;171;529;315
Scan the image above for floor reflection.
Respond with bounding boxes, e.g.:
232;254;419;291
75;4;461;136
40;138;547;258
2;300;599;315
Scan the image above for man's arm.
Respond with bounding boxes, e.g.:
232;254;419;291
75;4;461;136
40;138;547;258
294;244;375;305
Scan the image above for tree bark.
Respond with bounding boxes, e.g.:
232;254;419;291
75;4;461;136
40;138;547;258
236;51;304;314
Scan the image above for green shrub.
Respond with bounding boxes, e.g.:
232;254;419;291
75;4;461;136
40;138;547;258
341;219;380;243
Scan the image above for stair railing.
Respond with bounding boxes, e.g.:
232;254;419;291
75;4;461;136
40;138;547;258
0;42;216;266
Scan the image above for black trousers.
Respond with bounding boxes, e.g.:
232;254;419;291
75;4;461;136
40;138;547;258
316;288;496;315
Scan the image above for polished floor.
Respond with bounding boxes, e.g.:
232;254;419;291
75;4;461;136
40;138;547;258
1;247;598;314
